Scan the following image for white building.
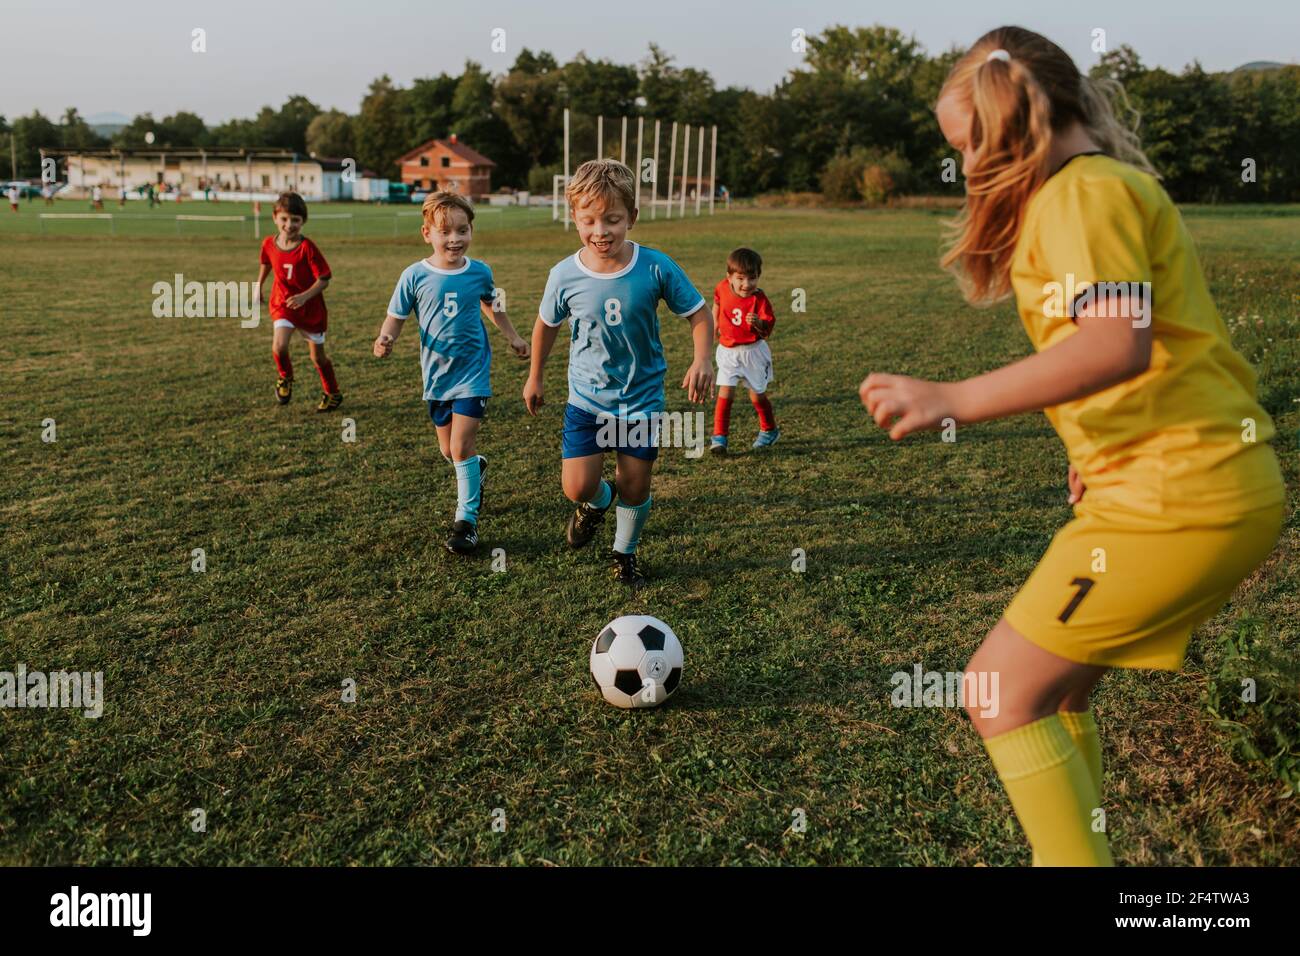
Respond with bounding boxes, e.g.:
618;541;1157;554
44;147;326;201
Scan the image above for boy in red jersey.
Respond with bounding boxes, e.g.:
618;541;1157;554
256;192;341;411
710;247;778;454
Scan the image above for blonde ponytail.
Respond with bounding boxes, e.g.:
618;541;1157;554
938;26;1156;305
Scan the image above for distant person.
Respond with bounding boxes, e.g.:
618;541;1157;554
7;184;18;213
42;183;54;206
710;247;778;454
256;192;342;412
91;185;103;210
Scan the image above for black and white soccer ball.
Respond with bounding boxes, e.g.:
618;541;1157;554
589;615;684;709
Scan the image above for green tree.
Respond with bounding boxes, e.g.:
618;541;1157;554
58;107;106;151
355;76;410;176
12;111;61;177
496;49;564;168
305;110;355;158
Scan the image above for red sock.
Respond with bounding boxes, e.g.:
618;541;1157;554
751;393;776;431
273;351;293;380
713;396;734;436
315;359;339;394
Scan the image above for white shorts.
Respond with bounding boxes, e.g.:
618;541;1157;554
273;318;325;344
716;340;773;392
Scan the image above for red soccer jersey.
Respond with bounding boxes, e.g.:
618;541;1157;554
260;235;331;332
713;279;776;347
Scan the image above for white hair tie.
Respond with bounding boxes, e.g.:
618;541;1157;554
986;49;1011;63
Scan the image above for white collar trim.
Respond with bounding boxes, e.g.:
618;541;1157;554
422;256;472;276
573;242;639;280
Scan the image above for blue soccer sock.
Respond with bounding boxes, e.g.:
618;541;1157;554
587;478;613;510
454;457;481;524
613;495;651;554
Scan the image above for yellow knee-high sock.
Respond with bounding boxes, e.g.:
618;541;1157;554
985;714;1112;867
1059;710;1103;791
1033;710;1103;865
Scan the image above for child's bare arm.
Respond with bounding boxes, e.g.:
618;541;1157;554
712;302;722;340
681;305;716;403
861;293;1152;440
373;314;403;358
255;263;269;300
523;319;562;415
286;276;329;310
482;300;530;358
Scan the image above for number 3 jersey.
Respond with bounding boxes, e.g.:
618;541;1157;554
387;257;496;401
539;242;705;418
260;235;331;332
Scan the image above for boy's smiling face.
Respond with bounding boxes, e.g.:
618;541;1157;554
727;269;759;298
423;207;472;264
274;210;304;242
572;194;638;267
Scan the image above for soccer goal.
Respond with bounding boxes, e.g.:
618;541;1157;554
175;214;247;238
38;213;116;236
555;108;720;229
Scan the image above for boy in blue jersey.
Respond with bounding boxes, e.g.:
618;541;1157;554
523;160;714;588
374;191;530;555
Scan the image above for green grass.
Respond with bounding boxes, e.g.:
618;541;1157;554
1;206;1296;865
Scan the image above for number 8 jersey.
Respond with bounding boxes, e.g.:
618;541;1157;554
387;257;496;400
539;242;705;417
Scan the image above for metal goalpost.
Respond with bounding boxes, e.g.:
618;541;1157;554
557;108;718;227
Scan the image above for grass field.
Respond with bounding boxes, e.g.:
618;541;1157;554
1;204;1296;865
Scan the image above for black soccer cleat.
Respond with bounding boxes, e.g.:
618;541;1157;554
566;480;612;549
607;548;647;590
275;376;292;405
446;519;479;556
316;391;343;412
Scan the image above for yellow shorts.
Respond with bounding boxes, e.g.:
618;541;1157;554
1004;500;1285;671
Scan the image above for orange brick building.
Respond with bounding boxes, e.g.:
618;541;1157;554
397;135;495;197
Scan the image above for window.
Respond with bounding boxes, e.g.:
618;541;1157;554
440;156;450;168
420;157;429;167
261;174;270;187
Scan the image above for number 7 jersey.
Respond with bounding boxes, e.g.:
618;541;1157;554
539;242;705;417
260;235;331;333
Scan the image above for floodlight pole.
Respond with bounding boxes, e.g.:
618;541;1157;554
620;116;627;166
596;115;603;161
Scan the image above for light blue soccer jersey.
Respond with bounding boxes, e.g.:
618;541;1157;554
539;242;705;417
387;257;495;400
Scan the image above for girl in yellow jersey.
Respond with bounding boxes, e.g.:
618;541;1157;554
860;26;1285;866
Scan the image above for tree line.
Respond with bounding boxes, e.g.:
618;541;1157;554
2;26;1296;202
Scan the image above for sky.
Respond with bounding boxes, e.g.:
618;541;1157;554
2;0;1295;124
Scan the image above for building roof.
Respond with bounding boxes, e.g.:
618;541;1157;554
396;137;496;168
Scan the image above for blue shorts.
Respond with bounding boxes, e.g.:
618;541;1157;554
561;403;660;462
428;396;488;427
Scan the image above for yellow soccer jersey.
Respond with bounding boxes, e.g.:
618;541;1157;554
1009;154;1283;519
